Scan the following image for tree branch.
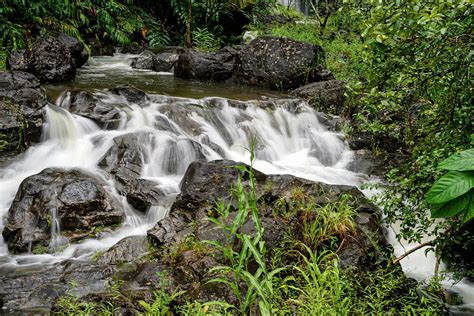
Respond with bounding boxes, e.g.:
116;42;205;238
392;240;435;265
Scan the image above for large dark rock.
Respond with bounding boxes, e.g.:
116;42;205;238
65;90;122;129
145;159;388;307
7;49;32;72
234;36;332;89
96;235;149;265
291;80;346;116
99;133;162;213
175;47;239;81
153;52;179;72
31;36;76;82
57;33;89;68
148;160;385;274
0;98;26;152
0;71;47;144
2;168;124;253
0;259;112;313
130;50;155;70
111;85;149;105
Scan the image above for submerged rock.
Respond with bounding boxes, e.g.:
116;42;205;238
2;168;124;253
234;36;332;89
0;71;47;144
99;132;206;213
99;132;162;213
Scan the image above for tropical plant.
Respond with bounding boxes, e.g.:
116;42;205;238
426;136;474;223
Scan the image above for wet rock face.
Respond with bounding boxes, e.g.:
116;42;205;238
0;259;112;313
234;36;332;89
153;52;179;72
2;168;124;254
130;50;155;70
99;132;161;213
291;80;346;116
67;90;122;128
7;49;32;72
146;159;387;305
57;33;89;68
31;36;77;82
0;71;47;144
175;47;239;81
96;235;149;265
99;132;206;213
0;98;26;152
112;85;149;104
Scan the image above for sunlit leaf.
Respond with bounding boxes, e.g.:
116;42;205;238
426;171;474;204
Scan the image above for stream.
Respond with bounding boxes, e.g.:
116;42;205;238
0;54;472;310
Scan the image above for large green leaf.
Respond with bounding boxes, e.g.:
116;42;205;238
438;149;474;171
429;192;471;218
426;171;474;204
464;196;474;223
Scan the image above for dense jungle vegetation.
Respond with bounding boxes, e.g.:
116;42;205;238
1;0;473;313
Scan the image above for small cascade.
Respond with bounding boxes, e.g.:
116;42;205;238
48;207;68;253
0;89;362;269
43;105;98;147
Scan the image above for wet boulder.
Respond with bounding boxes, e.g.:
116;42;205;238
153;52;179;72
291;80;346;116
57;33;89;68
96;235;149;265
66;91;122;129
149;159;387;284
0;71;47;144
111;85;149;105
2;168;124;254
31;36;76;82
99;132;206;213
234;36;332;89
175;47;239;82
130;50;155;70
7;49;32;72
0;98;27;152
99;132;161;213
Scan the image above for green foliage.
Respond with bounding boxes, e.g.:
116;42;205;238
270;20;367;81
0;48;8;70
426;142;474;223
139;289;184;315
32;244;48;255
205;147;289;315
192;27;222;52
0;0;167;50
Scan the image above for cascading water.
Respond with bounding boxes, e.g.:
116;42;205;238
1;54;472;309
0;89;362;269
48;207;69;253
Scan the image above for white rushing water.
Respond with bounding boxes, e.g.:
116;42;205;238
0;87;363;269
0;54;471;308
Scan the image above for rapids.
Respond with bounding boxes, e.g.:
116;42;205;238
0;54;472;308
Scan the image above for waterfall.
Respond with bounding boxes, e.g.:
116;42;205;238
0;91;362;265
48;207;69;253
